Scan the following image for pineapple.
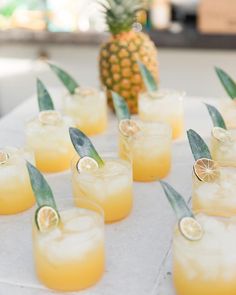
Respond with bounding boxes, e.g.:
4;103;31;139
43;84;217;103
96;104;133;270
99;0;158;114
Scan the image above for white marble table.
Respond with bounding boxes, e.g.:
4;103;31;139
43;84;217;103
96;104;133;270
0;92;216;295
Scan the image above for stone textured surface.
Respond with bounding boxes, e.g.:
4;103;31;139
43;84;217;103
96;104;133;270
0;93;215;294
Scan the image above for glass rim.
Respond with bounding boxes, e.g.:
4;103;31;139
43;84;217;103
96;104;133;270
139;88;186;98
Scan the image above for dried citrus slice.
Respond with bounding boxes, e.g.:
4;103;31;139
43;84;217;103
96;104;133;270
179;216;203;241
76;156;99;173
38;110;62;125
212;127;232;143
0;150;9;165
35;205;60;232
193;158;220;182
119;119;140;136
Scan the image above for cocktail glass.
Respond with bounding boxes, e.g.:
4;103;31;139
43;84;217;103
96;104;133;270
33;198;105;291
138;89;184;139
26;111;75;173
71;153;133;223
63;87;107;136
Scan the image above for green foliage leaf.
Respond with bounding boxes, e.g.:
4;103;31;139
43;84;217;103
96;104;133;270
205;103;227;129
137;61;158;92
69;127;104;167
26;162;57;210
215;67;236;100
48;63;79;95
187;129;212;161
111;91;130;121
37;79;55;111
160;181;193;220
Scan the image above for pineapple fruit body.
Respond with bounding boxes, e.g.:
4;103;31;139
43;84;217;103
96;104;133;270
100;31;158;114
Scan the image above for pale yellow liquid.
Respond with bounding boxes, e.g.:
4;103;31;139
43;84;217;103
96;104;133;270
33;208;105;291
63;91;107;136
72;158;133;223
119;121;172;182
192;168;236;217
173;214;236;295
0;148;35;214
26;117;75;173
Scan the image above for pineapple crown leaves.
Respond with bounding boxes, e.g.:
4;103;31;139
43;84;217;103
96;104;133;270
205;103;227;130
137;61;158;92
69;127;104;167
160;181;193;220
48;63;79;95
26;161;58;211
37;79;55;112
100;0;146;34
111;91;131;121
215;67;236;100
187;129;212;161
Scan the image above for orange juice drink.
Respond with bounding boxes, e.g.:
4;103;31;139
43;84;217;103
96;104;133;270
72;155;133;223
139;89;184;139
119;120;172;182
33;200;105;291
173;213;236;295
63;87;107;136
26;111;75;173
0;147;35;214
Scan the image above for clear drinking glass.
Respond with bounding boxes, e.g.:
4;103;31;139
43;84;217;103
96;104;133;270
0;146;35;214
26;112;75;173
63;87;107;136
33;197;105;291
119;119;172;182
71;153;133;223
211;129;236;167
219;98;236;129
173;213;236;295
138;89;185;139
192;166;236;217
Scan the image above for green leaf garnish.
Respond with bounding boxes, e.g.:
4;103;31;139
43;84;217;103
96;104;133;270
48;63;79;95
37;79;55;111
69;127;104;167
160;181;193;219
111;91;130;121
137;61;158;92
26;162;58;210
187;129;212;161
215;67;236;100
205;103;227;130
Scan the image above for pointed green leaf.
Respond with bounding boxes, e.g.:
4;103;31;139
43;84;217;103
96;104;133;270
69;127;104;167
26;162;57;210
187;129;212;161
37;79;55;111
215;67;236;100
111;91;130;121
137;61;158;92
160;181;193;220
48;63;79;95
205;103;227;129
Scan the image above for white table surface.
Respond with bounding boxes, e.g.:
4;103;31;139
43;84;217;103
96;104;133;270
0;90;218;295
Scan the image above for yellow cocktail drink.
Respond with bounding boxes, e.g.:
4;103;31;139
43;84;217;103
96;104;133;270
72;156;133;222
138;89;184;139
0;147;35;214
211;128;236;167
63;87;107;136
173;213;236;295
119;120;172;181
33;203;105;291
219;98;236;129
26;111;75;173
192;165;236;217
